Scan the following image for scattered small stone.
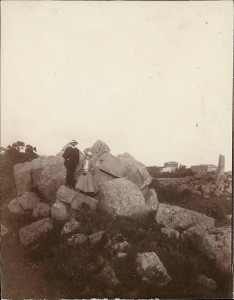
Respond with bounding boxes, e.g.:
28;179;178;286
66;234;88;246
96;262;119;287
112;233;126;244
51;201;70;222
61;218;80;236
89;231;107;246
161;227;180;240
195;274;217;292
191;190;202;196
113;241;131;253
116;252;128;259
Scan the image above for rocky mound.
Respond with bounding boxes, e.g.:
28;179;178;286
6;140;232;298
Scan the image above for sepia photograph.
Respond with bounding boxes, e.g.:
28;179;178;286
1;1;233;299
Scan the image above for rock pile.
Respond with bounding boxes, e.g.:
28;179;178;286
7;140;232;295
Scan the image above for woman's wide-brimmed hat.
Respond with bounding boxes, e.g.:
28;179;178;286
86;151;93;156
70;139;78;145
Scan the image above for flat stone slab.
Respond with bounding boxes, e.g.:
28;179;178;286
155;203;215;231
56;185;78;204
96;153;125;178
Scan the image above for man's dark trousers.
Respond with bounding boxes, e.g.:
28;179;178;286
63;146;80;189
65;160;76;189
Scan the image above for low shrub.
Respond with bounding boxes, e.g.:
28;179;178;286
150;179;231;220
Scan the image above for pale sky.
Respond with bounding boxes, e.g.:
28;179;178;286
2;1;233;170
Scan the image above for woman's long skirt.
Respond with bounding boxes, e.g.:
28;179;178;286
76;172;95;193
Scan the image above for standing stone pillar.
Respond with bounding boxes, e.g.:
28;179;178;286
216;154;225;182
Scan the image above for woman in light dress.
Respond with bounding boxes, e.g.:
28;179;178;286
75;151;98;196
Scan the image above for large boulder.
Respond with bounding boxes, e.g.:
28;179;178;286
155;204;215;231
19;218;53;246
95;152;126;178
34;156;66;201
95;168;116;185
183;225;231;276
14;154;87;202
14;162;33;195
98;178;151;217
14;156;66;201
85;141;153;190
117;153;152;189
136;252;171;287
28;156;49;188
86;140;110;164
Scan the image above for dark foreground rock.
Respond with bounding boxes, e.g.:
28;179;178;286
183;225;231;276
61;219;80;236
19;218;54;246
136;252;171;287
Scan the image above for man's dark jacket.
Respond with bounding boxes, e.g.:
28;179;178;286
62;146;80;166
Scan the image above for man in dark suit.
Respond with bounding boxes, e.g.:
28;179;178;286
63;139;80;189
